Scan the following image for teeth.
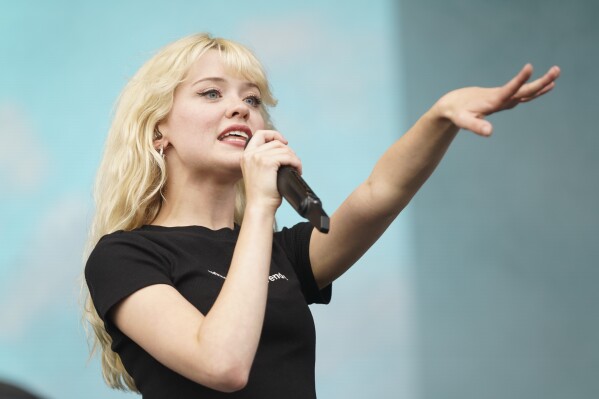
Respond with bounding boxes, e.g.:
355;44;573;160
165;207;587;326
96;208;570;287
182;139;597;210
221;131;249;140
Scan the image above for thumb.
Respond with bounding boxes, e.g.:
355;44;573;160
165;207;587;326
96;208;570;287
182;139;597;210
458;113;493;136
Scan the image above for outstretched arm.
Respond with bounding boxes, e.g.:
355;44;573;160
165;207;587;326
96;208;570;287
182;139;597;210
309;64;561;288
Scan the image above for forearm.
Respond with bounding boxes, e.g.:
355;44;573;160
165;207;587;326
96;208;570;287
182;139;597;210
196;204;274;382
311;106;460;287
368;105;459;215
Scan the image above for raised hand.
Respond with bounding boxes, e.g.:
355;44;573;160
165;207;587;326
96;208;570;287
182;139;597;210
434;64;561;136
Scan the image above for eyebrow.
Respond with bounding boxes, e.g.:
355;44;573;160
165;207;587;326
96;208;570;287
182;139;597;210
191;77;260;91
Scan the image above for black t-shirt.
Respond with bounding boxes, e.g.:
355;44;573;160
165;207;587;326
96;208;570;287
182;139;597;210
85;222;331;398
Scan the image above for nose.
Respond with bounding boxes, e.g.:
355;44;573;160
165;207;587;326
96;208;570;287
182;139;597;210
225;99;250;120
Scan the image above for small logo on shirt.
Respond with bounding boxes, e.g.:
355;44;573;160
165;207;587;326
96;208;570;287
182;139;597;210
208;270;226;280
268;272;288;282
207;270;288;283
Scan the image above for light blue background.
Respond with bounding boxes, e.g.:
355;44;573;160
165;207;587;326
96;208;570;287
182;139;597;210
1;1;596;398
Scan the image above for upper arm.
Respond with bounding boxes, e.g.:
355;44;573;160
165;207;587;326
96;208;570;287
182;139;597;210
309;180;399;288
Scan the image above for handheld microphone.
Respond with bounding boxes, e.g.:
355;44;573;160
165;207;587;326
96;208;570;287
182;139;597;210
277;166;330;233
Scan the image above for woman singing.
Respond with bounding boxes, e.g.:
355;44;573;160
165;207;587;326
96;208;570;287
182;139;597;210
83;33;559;398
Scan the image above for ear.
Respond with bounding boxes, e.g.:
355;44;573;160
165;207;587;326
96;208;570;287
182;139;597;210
153;138;169;151
153;126;169;151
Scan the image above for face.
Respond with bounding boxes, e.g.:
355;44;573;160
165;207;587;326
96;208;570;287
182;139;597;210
158;50;266;180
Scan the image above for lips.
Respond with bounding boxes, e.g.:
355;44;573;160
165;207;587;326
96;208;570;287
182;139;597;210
217;125;252;144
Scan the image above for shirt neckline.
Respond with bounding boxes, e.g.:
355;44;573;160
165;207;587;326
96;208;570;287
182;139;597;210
138;224;240;239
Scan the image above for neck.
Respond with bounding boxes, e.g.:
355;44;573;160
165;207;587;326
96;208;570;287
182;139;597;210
151;173;240;230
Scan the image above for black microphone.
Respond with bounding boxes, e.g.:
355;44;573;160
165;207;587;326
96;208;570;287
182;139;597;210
276;166;330;233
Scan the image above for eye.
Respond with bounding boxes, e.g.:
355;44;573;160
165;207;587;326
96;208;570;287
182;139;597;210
244;95;262;108
198;88;221;100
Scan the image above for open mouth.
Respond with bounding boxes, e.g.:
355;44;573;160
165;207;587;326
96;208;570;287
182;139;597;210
217;125;252;144
217;130;250;143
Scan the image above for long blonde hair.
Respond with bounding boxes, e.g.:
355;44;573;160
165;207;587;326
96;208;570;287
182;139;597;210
82;33;276;391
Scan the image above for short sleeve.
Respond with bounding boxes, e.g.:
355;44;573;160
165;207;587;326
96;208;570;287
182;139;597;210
275;222;332;305
85;231;173;322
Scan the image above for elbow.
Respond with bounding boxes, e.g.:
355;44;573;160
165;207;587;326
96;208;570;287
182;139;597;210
217;368;249;393
198;361;250;393
187;333;255;392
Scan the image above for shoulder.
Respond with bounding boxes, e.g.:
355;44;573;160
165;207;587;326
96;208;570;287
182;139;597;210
273;222;313;247
85;228;175;321
87;229;154;268
92;228;148;252
93;226;166;249
272;221;313;268
85;227;172;286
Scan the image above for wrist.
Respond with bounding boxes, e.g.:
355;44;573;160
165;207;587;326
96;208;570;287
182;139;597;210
429;95;454;122
425;97;459;132
243;200;278;221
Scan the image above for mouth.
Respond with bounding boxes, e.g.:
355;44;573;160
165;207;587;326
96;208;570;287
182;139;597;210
217;125;252;144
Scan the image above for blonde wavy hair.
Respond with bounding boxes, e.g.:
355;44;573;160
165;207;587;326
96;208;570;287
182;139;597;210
82;33;277;391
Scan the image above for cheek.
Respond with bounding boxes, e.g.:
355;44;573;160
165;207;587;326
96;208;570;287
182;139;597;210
256;110;268;129
168;106;218;136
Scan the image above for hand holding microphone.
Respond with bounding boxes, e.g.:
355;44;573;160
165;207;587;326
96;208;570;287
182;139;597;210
244;133;329;233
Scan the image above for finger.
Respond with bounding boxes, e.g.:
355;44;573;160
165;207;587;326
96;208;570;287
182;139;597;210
252;145;300;166
497;64;534;101
245;143;293;168
243;148;303;176
457;112;493;136
243;142;299;166
512;66;560;99
545;65;561;81
247;139;289;154
519;81;556;103
261;130;288;144
245;130;288;149
275;152;303;175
